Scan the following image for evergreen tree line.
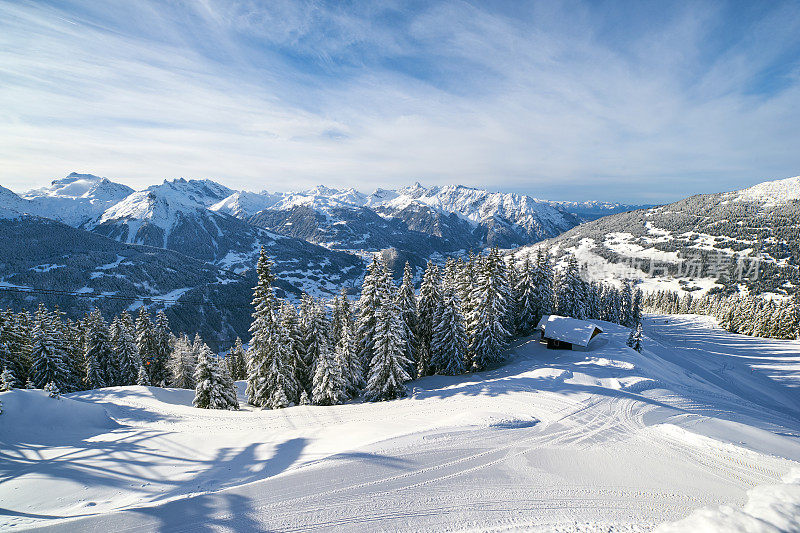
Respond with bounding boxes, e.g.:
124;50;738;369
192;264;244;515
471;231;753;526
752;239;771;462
0;246;644;409
0;302;243;405
243;247;643;408
643;290;800;340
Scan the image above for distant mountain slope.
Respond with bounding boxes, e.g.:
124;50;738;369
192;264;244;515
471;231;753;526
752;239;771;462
235;183;583;259
86;179;365;295
22;172;135;226
0;215;257;343
516;175;800;297
548;200;655;221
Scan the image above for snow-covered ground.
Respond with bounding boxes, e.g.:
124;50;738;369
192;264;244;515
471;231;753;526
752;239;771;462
2;316;800;531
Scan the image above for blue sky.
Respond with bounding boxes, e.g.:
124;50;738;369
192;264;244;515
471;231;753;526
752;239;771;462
1;0;799;202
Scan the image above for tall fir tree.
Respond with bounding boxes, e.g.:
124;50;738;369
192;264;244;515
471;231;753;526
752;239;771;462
416;261;442;378
1;366;16;391
84;308;116;389
515;254;537;335
279;301;306;399
193;342;239;410
150;311;172;386
356;256;384;369
430;285;468;375
110;312;139;386
396;262;420;377
225;337;247;381
621;281;634;327
245;247;282;408
337;308;362;398
29;304;69;390
266;314;301;408
556;255;586;319
468;248;510;370
312;328;346;406
365;290;411;402
169;334;196;389
136;307;159;385
627;323;644;353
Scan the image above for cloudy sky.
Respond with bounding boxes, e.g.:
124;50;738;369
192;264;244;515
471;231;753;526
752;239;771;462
2;0;799;202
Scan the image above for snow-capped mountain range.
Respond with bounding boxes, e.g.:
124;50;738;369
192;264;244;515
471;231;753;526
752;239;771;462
0;171;650;338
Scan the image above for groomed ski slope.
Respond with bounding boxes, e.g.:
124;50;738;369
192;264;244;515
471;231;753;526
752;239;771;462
2;315;800;532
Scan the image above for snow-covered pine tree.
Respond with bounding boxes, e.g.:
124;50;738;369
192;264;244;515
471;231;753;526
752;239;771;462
266;314;300;408
621;281;634;327
84;308;116;389
193;342;239;410
430;285;468;375
44;381;61;398
29;305;69;391
556;255;586;320
337;309;362;398
365;290;411;402
225;337;247;381
416;261;441;378
312;328;346;406
468;248;510;371
0;310;30;386
150;311;172;387
626;323;643;353
396;262;419;377
246;247;280;407
299;390;310;405
60;314;85;392
137;363;151;386
1;366;16;391
279;301;306;400
169;334;196;389
515;254;537;335
136;307;159;385
631;288;643;327
110;312;139;386
533;248;554;321
356;256;384;369
303;296;329;381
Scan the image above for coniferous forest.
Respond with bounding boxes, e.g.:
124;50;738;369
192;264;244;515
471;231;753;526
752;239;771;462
1;246;656;409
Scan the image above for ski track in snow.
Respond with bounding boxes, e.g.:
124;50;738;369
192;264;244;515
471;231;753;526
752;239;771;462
2;316;800;531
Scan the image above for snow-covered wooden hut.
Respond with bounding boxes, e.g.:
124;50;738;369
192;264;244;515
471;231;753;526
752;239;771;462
536;315;603;350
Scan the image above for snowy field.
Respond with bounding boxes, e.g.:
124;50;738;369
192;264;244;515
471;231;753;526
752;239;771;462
2;315;800;531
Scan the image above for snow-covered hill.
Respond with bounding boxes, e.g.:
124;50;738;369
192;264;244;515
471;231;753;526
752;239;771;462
516;174;800;298
733;175;800;207
3;316;799;531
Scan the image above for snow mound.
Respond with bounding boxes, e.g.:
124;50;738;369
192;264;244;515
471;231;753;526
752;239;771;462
575;357;635;370
622;377;663;394
655;468;800;533
488;415;540;429
733;175;800;207
0;389;119;442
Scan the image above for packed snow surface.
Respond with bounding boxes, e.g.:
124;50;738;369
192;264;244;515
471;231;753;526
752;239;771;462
2;316;800;531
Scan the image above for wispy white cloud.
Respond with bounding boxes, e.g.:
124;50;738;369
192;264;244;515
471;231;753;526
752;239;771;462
1;0;798;202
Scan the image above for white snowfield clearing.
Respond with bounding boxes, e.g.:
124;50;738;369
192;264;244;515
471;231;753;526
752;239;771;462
2;315;800;532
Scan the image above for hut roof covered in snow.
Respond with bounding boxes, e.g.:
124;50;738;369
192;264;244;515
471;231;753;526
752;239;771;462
537;315;603;347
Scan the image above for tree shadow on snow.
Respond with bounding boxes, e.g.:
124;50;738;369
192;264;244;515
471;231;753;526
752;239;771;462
0;435;309;528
